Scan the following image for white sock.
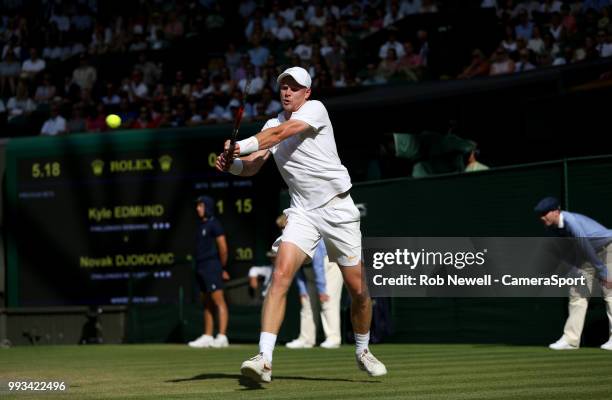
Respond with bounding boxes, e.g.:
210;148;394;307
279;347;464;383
355;332;370;355
259;332;277;363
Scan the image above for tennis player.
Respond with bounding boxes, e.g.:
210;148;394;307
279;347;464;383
216;66;387;383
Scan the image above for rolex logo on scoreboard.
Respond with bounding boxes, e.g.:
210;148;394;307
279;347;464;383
91;159;105;176
159;155;173;172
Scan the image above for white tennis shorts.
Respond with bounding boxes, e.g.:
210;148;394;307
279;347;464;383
274;193;362;266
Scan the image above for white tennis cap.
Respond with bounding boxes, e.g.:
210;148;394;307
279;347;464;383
277;66;311;88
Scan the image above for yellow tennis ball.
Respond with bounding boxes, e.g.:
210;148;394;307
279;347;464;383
106;114;122;129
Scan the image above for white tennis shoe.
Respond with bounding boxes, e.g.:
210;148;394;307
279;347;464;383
286;338;314;349
549;338;578;350
320;338;341;349
188;334;214;348
240;353;272;383
356;349;387;377
600;338;612;350
211;334;229;348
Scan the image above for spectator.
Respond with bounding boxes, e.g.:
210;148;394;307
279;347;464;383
164;12;184;40
72;54;97;90
292;8;307;29
598;6;610;31
400;0;423;15
6;80;35;121
0;51;21;97
42;37;65;63
101;83;121;106
90;23;113;55
377;48;400;80
238;64;264;95
134;53;162;88
40;103;67;136
397;41;422;80
464;142;489;172
72;4;93;37
309;5;327;28
170;102;189;127
129;33;148;52
501;25;518;54
248;34;270;67
21;48;46;79
553;46;575;65
239;0;258;20
225;43;242;74
272;15;294;41
126;70;149;103
258;86;282;116
458;49;490;78
131;107;157;129
420;0;439;13
293;32;314;61
540;0;563;14
549;13;565;41
583;0;611;12
417;30;430;67
116;98;137;127
34;74;57;105
515;10;534;40
67;104;87;133
597;31;612;57
561;4;578;36
86;103;107;133
2;38;21;60
515;49;536;72
379;31;406;59
49;5;70;34
206;3;225;32
383;2;405;27
490;47;515;75
528;26;546;55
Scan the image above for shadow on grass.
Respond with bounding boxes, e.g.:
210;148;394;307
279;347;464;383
167;373;381;391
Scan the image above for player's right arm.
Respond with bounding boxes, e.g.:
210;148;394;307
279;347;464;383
215;148;270;176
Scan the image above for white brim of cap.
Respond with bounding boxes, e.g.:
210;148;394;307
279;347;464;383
276;72;310;88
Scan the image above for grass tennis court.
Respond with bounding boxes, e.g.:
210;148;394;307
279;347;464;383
1;343;611;399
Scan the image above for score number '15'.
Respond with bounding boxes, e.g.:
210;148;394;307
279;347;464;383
216;198;252;214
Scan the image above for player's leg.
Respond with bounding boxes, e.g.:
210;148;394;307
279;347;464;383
241;241;308;383
287;268;316;348
319;193;387;376
261;241;308;343
340;262;371;334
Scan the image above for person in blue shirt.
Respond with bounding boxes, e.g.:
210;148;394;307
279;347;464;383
188;196;230;349
535;196;612;351
285;241;343;349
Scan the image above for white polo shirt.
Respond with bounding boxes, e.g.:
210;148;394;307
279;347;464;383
264;100;352;211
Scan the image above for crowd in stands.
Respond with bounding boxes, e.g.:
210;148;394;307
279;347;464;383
0;0;610;136
459;0;612;77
